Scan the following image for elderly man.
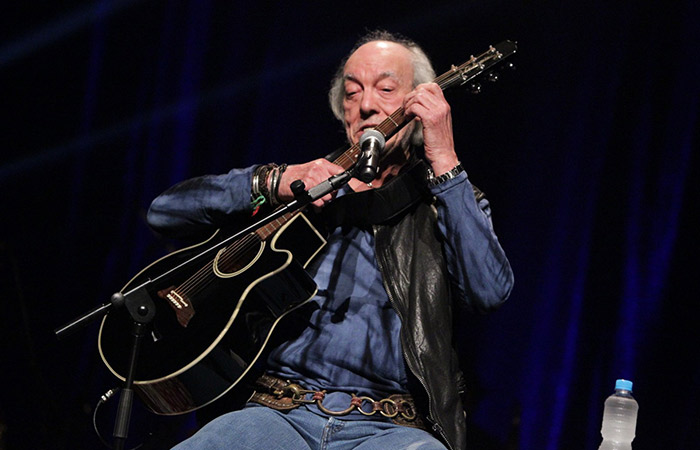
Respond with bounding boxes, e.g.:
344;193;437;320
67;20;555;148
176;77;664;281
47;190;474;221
150;30;513;450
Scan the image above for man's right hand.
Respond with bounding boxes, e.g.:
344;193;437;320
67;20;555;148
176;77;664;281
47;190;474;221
277;159;346;209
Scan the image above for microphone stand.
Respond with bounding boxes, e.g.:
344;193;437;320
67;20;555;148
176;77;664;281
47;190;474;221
110;291;154;450
54;164;360;449
55;289;155;450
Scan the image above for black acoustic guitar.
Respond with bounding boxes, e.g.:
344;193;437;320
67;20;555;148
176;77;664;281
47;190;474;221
98;41;517;415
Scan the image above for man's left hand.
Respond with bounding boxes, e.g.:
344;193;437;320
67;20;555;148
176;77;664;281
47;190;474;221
403;83;460;176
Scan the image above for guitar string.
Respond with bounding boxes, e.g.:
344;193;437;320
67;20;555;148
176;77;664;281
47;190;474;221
192;210;294;291
179;230;264;296
177;213;288;298
175;236;251;296
176;217;277;296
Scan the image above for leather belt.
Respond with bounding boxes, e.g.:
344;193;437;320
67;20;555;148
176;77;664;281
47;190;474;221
249;374;428;430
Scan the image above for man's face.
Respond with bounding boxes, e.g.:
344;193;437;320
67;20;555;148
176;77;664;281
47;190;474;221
342;41;414;150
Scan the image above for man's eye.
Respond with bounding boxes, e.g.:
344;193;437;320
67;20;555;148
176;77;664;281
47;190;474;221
345;91;358;99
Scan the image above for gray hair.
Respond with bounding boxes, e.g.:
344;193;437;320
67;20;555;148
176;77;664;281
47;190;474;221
328;30;436;146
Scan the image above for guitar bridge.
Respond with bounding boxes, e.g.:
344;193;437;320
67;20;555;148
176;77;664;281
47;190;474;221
158;286;195;327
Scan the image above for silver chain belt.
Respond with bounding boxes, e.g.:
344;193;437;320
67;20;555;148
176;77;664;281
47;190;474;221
249;374;425;429
273;382;418;420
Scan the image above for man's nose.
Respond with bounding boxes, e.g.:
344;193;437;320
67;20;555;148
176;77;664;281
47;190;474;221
360;89;379;118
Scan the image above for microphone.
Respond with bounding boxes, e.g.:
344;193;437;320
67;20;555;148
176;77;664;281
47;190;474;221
356;129;385;183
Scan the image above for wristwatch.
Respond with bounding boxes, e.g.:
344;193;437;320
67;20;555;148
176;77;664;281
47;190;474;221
427;162;464;186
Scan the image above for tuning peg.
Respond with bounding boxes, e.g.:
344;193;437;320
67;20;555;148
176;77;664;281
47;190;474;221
486;71;499;83
469;82;482;94
506;62;516;71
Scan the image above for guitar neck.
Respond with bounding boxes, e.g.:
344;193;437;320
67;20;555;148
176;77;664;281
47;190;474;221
255;211;297;241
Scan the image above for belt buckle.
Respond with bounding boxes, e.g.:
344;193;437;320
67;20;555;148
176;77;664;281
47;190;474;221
278;383;316;404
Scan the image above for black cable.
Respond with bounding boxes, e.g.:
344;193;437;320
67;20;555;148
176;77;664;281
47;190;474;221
93;388;146;450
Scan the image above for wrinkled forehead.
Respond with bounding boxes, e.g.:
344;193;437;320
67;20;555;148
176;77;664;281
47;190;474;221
343;41;414;81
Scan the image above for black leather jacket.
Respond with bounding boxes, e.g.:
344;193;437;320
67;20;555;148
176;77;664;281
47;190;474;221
374;198;467;450
323;158;510;449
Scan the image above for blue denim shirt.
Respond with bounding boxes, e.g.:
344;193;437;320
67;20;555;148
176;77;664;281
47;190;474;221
147;164;513;419
265;184;407;417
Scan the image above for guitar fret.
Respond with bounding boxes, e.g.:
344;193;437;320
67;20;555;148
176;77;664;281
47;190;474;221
332;143;361;170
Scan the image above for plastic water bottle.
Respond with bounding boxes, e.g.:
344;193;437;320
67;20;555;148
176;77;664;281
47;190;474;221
598;379;638;450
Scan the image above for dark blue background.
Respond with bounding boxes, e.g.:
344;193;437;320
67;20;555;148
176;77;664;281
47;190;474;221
1;1;698;448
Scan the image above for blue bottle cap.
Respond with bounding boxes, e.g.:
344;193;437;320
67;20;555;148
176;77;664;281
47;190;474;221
615;379;633;391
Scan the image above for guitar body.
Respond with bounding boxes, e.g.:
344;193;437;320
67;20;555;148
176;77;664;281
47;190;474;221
98;212;326;415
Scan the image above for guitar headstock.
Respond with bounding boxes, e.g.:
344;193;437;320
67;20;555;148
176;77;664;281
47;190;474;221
437;40;518;94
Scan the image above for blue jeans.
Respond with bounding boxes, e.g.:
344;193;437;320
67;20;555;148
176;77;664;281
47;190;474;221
171;404;446;449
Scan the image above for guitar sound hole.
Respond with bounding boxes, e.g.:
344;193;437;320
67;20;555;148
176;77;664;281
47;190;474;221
215;242;262;275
